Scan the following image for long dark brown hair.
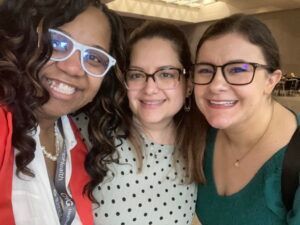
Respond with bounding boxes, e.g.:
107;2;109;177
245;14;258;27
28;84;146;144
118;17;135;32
82;4;128;202
0;0;127;204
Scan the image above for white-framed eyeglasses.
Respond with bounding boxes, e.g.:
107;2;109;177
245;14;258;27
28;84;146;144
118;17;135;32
49;28;116;78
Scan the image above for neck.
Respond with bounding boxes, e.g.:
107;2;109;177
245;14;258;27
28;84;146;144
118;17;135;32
38;118;60;155
39;120;56;135
219;102;275;167
36;107;60;133
221;102;275;150
133;118;175;145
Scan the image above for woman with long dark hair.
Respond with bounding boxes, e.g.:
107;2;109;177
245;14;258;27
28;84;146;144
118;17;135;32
0;0;126;224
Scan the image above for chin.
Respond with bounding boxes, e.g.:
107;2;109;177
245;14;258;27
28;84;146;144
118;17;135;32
206;116;232;130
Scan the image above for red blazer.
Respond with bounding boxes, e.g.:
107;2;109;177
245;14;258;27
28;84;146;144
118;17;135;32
0;107;93;225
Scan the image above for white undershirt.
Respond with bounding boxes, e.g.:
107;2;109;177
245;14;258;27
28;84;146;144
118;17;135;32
12;116;82;225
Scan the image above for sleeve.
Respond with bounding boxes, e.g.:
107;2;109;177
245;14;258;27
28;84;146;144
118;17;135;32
68;117;94;225
286;115;300;224
0;106;16;225
287;180;300;225
0;107;13;168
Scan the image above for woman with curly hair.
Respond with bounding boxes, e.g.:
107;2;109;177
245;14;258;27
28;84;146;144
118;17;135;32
0;0;126;224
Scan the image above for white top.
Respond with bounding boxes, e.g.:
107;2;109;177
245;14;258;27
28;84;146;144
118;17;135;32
12;115;82;225
92;137;197;225
73;113;197;225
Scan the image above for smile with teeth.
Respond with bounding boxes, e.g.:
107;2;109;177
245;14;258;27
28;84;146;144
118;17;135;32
141;100;164;105
209;100;237;106
47;78;76;95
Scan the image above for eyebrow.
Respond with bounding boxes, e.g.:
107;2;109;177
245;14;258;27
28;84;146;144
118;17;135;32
129;65;181;71
196;59;249;65
54;28;109;53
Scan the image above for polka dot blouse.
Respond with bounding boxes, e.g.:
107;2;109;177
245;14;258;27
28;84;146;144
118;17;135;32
73;114;197;225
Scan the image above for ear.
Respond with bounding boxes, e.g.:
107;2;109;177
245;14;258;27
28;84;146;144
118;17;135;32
186;78;194;97
264;69;282;95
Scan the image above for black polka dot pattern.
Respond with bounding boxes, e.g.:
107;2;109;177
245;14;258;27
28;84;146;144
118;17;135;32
93;138;196;225
73;113;197;225
71;113;91;149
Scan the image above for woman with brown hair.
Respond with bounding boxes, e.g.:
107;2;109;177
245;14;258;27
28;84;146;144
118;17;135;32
193;13;300;225
79;21;207;225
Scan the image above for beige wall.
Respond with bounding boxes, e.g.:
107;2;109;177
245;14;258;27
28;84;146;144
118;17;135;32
182;8;300;75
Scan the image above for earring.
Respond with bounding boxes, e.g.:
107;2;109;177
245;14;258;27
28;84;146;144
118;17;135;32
184;96;191;112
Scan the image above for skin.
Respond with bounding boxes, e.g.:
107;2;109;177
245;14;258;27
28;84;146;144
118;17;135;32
127;37;190;144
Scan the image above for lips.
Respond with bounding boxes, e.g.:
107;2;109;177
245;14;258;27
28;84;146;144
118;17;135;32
47;78;76;95
140;100;165;105
208;100;237;107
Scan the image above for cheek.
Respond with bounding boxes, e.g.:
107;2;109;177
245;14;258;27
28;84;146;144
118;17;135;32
38;61;54;78
86;79;103;101
127;91;136;104
127;91;139;111
177;89;187;105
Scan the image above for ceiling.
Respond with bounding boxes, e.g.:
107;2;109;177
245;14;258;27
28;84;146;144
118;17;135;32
103;0;300;24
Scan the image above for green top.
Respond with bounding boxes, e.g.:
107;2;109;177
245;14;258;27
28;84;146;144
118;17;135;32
196;114;300;225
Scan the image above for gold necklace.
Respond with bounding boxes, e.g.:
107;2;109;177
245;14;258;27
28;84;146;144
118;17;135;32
230;104;274;167
41;121;61;161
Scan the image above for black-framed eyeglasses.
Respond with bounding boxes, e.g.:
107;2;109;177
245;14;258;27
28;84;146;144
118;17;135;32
125;67;185;90
192;62;271;85
49;29;116;78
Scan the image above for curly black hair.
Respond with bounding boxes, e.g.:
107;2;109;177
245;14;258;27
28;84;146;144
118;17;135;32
0;0;128;202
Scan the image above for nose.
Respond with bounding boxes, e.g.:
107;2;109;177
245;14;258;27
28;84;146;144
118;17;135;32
143;76;159;94
56;50;85;77
208;67;228;92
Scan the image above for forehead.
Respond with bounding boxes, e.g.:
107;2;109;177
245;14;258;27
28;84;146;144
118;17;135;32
58;6;111;51
196;33;266;64
130;37;181;67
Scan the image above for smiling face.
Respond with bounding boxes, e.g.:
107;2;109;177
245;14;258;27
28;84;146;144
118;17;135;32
194;32;280;130
127;37;188;129
38;6;111;121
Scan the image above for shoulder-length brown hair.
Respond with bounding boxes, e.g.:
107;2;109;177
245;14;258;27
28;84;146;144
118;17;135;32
124;21;208;184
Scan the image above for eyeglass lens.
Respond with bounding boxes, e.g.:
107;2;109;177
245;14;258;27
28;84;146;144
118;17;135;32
193;63;255;85
49;29;115;77
125;68;181;90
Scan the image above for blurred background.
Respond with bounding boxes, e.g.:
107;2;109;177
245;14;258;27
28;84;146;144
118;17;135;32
104;0;300;114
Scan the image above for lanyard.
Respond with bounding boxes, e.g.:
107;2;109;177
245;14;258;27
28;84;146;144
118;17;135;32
51;141;76;225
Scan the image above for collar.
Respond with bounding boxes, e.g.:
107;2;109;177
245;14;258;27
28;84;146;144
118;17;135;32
33;115;77;152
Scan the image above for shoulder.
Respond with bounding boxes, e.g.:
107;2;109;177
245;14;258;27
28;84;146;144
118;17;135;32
296;113;300;125
115;137;134;156
0;106;13;170
70;113;91;148
269;103;298;150
0;106;11;118
0;106;13;135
